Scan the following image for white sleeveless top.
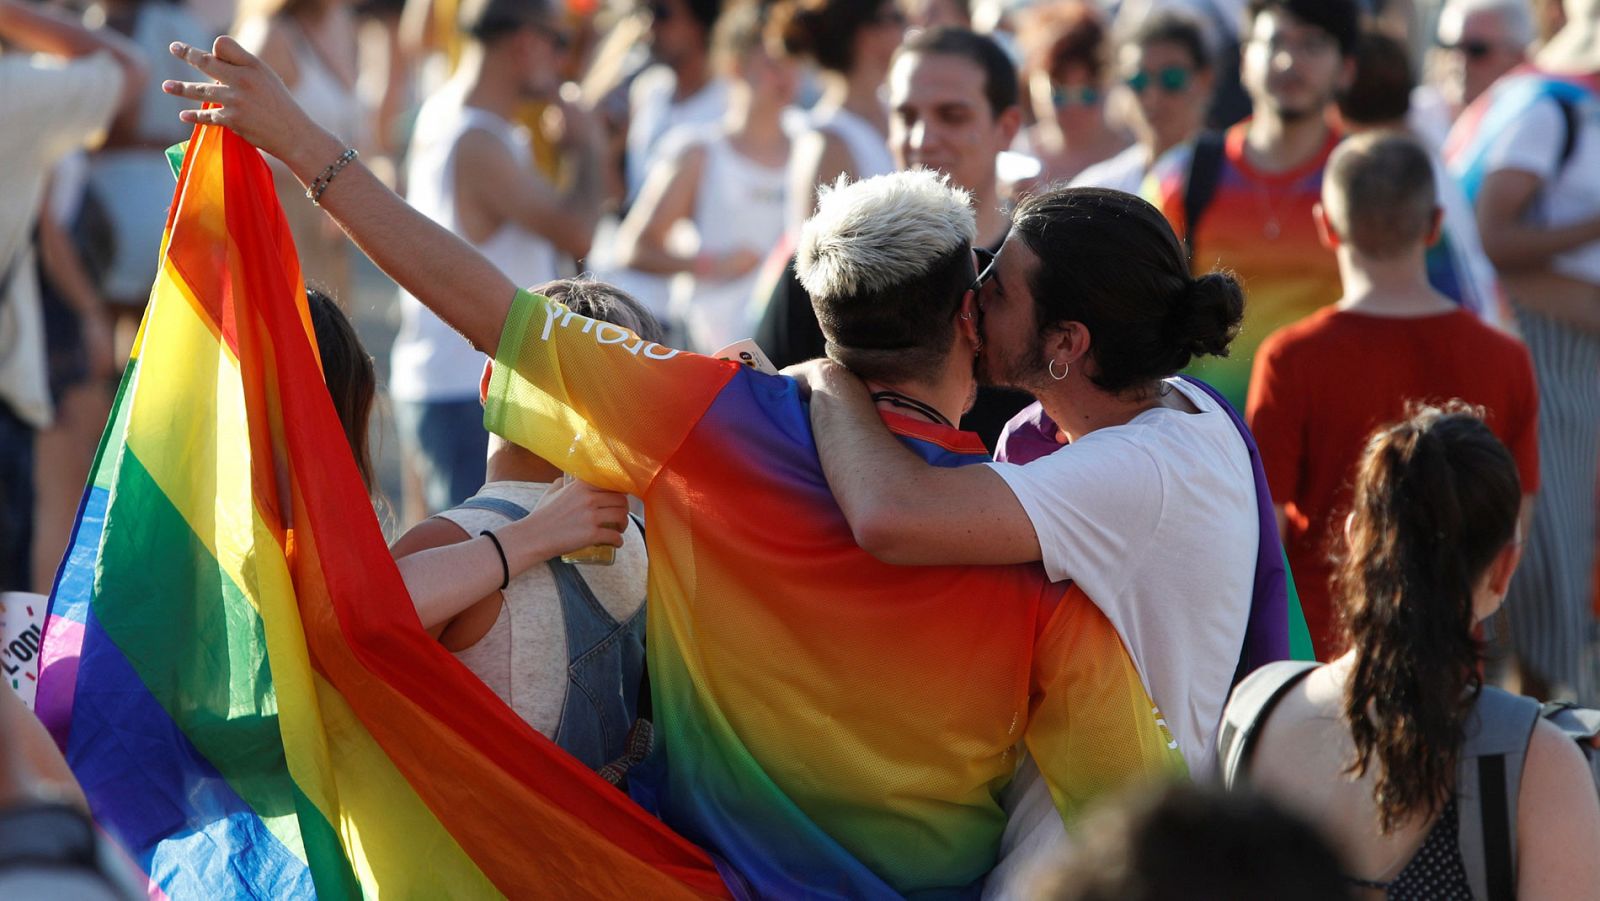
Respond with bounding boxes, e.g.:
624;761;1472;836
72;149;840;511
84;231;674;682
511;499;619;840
286;19;365;145
434;481;648;737
391;92;559;401
809;105;895;180
673;134;788;352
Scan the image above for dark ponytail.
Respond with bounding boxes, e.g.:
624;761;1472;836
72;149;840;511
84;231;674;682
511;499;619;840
1010;186;1243;393
770;0;887;73
1336;403;1521;833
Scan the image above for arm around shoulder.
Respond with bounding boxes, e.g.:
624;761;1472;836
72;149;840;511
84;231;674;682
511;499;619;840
1515;719;1600;900
803;361;1042;565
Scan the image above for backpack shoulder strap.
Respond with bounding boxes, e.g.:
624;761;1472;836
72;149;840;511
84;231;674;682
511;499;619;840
1183;130;1228;261
1217;660;1318;787
1457;687;1541;901
1555;95;1580;171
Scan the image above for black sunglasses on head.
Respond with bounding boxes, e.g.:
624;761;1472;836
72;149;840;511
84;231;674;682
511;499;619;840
970;246;998;294
1439;38;1496;60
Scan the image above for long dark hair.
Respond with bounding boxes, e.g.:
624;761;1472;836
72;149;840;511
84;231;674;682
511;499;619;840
770;0;890;73
306;288;377;494
1010;187;1243;393
1336;403;1521;833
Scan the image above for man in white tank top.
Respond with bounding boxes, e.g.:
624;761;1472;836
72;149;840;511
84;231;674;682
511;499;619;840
391;0;604;517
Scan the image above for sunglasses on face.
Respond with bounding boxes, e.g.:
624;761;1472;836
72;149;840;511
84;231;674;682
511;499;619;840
1050;85;1101;107
1125;65;1192;94
1438;39;1496;60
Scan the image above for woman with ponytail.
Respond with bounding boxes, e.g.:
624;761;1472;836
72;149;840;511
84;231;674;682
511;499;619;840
772;0;905;233
1231;405;1600;898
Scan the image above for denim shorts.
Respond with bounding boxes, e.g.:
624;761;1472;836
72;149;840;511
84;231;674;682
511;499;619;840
392;398;489;516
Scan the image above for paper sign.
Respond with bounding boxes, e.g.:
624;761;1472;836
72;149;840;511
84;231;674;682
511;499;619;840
712;339;779;375
1;592;47;710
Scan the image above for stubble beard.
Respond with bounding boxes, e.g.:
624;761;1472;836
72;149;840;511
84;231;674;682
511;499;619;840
976;331;1049;394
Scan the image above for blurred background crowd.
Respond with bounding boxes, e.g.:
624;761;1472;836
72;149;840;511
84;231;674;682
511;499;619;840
0;0;1597;707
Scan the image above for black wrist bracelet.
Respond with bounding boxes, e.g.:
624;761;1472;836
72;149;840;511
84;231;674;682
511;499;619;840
480;530;510;590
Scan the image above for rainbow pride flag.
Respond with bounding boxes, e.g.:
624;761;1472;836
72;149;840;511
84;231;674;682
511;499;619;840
33;123;725;899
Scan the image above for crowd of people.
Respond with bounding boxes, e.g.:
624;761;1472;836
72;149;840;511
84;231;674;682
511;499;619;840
3;0;1600;895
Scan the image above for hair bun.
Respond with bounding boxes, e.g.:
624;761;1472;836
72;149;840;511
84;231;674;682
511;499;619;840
772;0;823;58
1166;271;1244;364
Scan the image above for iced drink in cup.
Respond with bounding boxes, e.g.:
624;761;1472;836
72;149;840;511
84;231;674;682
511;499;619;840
558;473;618;565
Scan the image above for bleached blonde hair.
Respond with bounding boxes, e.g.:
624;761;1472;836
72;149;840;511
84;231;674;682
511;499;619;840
796;169;977;301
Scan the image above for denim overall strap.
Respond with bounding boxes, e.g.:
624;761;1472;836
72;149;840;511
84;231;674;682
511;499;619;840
548;558;646;770
455;496;532;521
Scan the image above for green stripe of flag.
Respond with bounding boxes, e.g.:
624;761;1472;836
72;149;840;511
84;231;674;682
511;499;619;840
92;450;363;899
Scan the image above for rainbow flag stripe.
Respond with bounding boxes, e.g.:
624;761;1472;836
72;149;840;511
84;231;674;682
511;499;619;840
34;124;725;899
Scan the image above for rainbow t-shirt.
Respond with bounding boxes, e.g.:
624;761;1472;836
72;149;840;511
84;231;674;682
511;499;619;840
1154;125;1344;410
483;290;1185;897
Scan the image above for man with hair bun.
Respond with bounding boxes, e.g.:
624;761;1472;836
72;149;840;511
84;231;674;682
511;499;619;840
1246;131;1539;660
803;185;1273;778
160;39;1188;889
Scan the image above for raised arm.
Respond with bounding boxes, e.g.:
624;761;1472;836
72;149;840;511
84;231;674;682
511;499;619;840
801;359;1041;565
164;37;514;354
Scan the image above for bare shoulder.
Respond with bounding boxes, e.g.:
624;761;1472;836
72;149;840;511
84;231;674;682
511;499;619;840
1516;718;1600;900
454;125;520;173
1521;717;1597;801
390;515;471;559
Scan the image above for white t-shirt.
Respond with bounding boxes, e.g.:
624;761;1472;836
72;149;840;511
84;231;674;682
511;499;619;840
1481;90;1600;286
1432;149;1505;327
0;52;122;428
1068;143;1146;194
986;377;1257;773
391;93;558;402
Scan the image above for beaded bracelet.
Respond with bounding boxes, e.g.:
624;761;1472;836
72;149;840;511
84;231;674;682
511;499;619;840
305;147;358;206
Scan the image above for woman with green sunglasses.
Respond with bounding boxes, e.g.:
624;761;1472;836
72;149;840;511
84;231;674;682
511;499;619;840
1013;1;1130;185
1071;12;1215;196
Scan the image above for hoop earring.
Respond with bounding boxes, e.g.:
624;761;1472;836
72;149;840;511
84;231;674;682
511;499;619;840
1048;359;1070;381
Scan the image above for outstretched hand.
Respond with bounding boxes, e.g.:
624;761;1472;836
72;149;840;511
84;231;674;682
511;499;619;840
162;36;334;175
